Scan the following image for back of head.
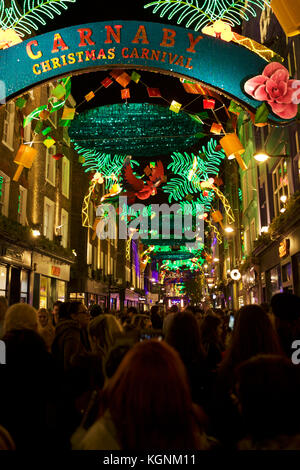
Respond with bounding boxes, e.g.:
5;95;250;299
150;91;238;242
199;314;221;346
105;340;198;449
271;294;300;356
89;304;103;319
0;296;8;322
164;312;203;364
88;314;123;355
127;306;138;316
221;305;282;372
58;301;72;320
236;355;300;440
271;293;300;321
4;304;37;334
3;328;48;366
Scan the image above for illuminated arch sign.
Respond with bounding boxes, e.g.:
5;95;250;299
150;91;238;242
0;21;285;122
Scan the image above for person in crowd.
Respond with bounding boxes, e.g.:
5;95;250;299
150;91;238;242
3;303;38;334
162;304;179;335
271;293;300;357
52;300;62;327
210;304;283;447
199;314;224;371
89;304;103;319
0;326;62;450
88;314;123;359
76;340;209;450
235;355;300;450
0;296;8;339
150;305;163;330
164;312;211;408
37;308;55;352
131;314;151;330
52;301;91;371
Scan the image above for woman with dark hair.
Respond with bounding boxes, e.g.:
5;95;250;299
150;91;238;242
199;314;224;371
77;340;208;450
0;329;62;450
164;312;210;407
52;301;91;371
235;355;300;450
210;305;283;447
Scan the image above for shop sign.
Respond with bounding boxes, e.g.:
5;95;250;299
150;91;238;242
279;239;290;258
51;266;61;277
0;21;283;122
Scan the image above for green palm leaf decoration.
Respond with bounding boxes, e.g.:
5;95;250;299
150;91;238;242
144;0;269;30
1;0;77;37
74;144;139;191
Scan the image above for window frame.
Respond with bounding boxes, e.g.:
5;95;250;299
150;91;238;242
0;171;10;217
2;102;15;151
62;156;70;199
272;159;290;217
43;196;55;241
45;145;56;186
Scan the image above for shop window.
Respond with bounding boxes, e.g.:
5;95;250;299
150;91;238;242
0;171;10;217
43;197;55;240
56;281;66;302
282;263;292;284
2;102;15;150
45;146;56;186
40;276;50;309
61;208;69;248
0;265;7;297
272;160;290;217
17;186;27;225
62;156;70;199
20;270;29;303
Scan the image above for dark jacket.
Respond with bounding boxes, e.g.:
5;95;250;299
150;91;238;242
52;319;90;371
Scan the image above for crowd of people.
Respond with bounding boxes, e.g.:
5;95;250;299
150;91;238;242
0;293;300;450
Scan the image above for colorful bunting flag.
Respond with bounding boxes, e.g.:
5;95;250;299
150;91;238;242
42;127;52;136
34;120;44;134
210;123;223;134
62;107;75;120
182;82;206;94
43;137;56;148
85;91;95;102
15;97;27;109
116;72;131;88
131;71;141;83
169;100;182;113
121;88;130;99
203;99;216;110
51;84;66;100
101;77;113;88
109;69;123;79
147;88;162;98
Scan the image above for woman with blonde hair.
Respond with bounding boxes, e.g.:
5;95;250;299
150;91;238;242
37;308;55;352
88;314;123;358
4;303;37;334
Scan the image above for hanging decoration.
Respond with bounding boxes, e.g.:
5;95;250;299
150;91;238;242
244;62;300;120
69;103;205;158
270;0;300;37
74;147;139;191
144;0;270;31
122;159;166;203
0;28;22;48
13;144;37;181
0;0;77;38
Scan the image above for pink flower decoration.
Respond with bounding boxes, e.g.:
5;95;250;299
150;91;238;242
244;62;300;119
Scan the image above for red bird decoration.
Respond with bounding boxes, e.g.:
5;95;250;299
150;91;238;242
122;160;166;204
